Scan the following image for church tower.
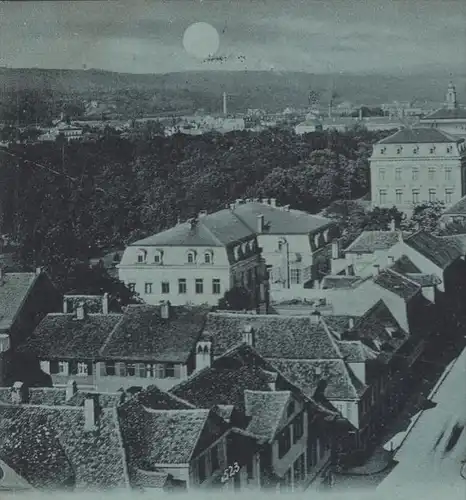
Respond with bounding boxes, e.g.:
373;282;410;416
446;81;458;110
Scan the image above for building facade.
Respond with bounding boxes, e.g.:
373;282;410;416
370;128;466;213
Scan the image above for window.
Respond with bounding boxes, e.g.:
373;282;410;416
412;189;420;204
429;188;436;202
212;278;221;295
395;189;403;204
144;282;153;294
412;168;419;181
155;364;165;378
197;455;206;483
413;146;419;154
49;360;59;374
126;363;136;377
195;278;204;294
429;146;436;154
210;444;220;472
445;168;452;181
204;252;212;264
187;251;196;264
58;361;68;375
293;413;304;443
290;268;302;285
428;167;436;181
396;146;402;154
165;363;175;378
161;281;170;294
379;189;387;204
154;251;163;264
278;426;291;458
445;189;454;204
378;168;385;180
128;283;136;293
178;278;187;294
380;147;386;154
137;250;147;263
447;146;452;153
105;361;115;376
395;168;402;180
77;362;88;376
145;364;154;378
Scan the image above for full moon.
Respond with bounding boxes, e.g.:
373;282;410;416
182;22;220;59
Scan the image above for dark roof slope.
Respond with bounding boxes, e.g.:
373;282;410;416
345;231;403;253
404;231;463;269
443;195;466;215
321;276;362;290
202;313;340;360
373;269;421;301
391;255;422;274
422;107;466;120
232;202;333;235
100;305;209;362
17;313;123;360
378;128;459;144
0;273;39;332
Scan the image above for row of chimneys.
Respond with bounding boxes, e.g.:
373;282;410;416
10;380;102;432
63;293;110;318
0;266;43;285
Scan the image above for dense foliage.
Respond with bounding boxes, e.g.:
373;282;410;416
0;127;393;291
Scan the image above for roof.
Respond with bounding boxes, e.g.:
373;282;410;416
131;208;256;247
443;195;466;215
232;202;333;235
390;255;422;274
321;276;363;290
100;305;209;363
422;107;466;120
244;390;291;441
337;341;378;363
0;397;129;490
202;312;341;360
373;269;421;301
377;128;460;144
17;313;123;360
404;231;463;269
345;231;403;253
0;273;39;331
268;358;367;400
405;273;442;287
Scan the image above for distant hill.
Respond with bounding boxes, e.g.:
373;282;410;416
1;67;465;113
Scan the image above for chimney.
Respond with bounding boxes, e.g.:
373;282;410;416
76;302;86;320
11;381;28;404
388;255;395;266
261;370;277;391
229;203;236;211
283;204;290;211
348;317;354;329
372;264;380;276
196;339;212;371
310;310;321;324
389;218;396;232
198;210;208;218
261;198;269;205
66;380;78;401
160;300;170;320
63;297;69;314
358;108;363;121
102;293;109;315
331;240;340;260
242;324;255;347
84;396;98;432
223;92;227;116
35;266;42;275
188;217;198;229
315;366;322;377
257;214;265;234
270;198;277;207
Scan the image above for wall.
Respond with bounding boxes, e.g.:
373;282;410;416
189;434;229;488
419;119;466;138
329;400;360;429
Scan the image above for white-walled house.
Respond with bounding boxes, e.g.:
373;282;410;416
118;209;268;311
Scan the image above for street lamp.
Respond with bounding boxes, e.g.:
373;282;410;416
278;237;290;289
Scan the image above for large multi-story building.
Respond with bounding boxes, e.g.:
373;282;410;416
370;128;466;213
118;209;269;311
418;82;466;138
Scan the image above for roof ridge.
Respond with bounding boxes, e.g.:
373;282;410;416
111;406;131;488
320;318;344;359
386;267;422;288
187;408;212;462
98;313;126;356
198;216;228;247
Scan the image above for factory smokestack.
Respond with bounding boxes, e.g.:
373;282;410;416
223;92;227;116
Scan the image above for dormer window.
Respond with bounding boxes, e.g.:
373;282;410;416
396;146;403;154
136;249;147;263
204;250;213;264
187;250;196;264
430;146;436;154
154;249;163;264
380;147;386;154
413;146;419;154
447;146;452;153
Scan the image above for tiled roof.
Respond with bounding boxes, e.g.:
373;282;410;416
130;208;256;247
202;312;340;360
323;316;358;335
134;385;196;411
373;269;421;301
0;273;39;331
404;230;463;269
405;273;442;287
132;468;169;489
422;107;466;120
268;358;367;400
337;341;378;363
232;202;333;235
321;276;363;290
0;401;129;490
17;313;123;360
345;231;403;253
100;305;209;362
390;255;422;274
443;195;466;215
377;128;459;144
244;390;291;441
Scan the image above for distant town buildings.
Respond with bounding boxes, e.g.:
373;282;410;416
370;128;466;213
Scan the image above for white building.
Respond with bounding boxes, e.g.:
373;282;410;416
118;209;268;310
294;119;323;135
370;127;466;213
418;82;466;138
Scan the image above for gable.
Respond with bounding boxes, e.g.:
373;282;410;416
0;458;32;491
